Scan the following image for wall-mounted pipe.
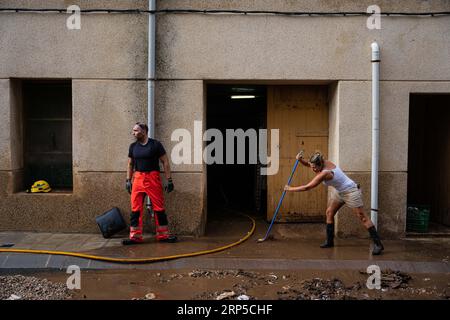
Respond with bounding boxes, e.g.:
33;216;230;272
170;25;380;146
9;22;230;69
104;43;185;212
148;0;156;138
146;0;156;211
371;42;380;229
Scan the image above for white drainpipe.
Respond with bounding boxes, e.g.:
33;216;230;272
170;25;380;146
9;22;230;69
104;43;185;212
148;0;156;138
371;42;380;229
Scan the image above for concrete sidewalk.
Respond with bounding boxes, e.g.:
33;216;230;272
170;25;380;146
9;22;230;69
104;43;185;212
1;217;449;272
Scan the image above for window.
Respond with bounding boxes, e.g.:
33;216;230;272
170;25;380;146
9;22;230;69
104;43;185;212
22;80;73;191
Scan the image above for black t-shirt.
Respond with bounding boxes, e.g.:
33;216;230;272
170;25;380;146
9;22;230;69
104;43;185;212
128;139;166;172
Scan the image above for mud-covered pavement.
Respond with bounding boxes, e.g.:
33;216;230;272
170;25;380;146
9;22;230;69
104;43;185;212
1;217;450;301
2;269;449;300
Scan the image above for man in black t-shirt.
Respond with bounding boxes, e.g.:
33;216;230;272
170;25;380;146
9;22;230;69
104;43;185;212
123;122;177;245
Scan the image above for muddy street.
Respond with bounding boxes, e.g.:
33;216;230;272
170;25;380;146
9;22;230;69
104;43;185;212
1;269;449;300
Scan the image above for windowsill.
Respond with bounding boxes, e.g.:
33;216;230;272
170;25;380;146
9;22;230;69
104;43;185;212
15;189;73;195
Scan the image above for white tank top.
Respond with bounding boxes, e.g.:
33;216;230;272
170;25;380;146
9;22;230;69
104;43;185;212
322;166;357;193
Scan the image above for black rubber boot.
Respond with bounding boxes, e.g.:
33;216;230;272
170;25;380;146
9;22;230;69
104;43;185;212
320;223;334;248
158;235;178;243
368;226;384;255
122;239;144;246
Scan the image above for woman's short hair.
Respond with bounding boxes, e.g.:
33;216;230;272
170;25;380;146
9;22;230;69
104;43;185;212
310;152;324;167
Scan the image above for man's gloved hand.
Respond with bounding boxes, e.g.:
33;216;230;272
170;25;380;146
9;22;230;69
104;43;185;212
165;178;174;193
126;179;132;194
296;150;304;160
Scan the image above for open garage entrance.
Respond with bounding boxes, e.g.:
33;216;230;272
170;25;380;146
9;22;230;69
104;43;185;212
206;84;329;226
206;84;267;218
408;94;450;233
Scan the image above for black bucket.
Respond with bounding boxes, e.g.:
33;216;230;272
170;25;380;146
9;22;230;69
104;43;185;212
95;207;127;238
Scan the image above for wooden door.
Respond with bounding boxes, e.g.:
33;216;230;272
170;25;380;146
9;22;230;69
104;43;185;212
267;85;328;222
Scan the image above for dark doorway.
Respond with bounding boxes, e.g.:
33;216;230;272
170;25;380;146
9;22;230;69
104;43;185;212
23;80;73;191
408;94;450;230
206;84;267;217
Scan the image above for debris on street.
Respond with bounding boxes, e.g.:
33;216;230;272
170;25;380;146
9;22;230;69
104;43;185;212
145;292;156;300
188;269;259;279
0;275;72;300
4;268;448;300
277;278;358;300
186;269;448;300
216;290;236;300
380;270;412;289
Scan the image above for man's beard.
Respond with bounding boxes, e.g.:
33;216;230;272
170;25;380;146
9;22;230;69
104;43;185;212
135;135;145;143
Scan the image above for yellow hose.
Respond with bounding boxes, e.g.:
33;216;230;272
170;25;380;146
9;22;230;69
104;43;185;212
0;214;256;264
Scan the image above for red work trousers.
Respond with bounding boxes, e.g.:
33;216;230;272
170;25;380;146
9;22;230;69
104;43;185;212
129;171;170;241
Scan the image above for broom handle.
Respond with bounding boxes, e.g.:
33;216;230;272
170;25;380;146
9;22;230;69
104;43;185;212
262;158;300;239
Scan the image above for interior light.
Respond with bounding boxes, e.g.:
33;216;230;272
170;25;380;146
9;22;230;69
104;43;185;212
230;95;256;99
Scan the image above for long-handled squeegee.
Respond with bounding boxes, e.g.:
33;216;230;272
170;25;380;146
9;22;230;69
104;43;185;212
257;158;300;243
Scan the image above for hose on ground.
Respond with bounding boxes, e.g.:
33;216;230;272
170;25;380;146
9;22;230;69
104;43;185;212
0;214;256;264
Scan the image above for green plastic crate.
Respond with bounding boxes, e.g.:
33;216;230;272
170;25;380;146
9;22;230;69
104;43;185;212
406;205;430;233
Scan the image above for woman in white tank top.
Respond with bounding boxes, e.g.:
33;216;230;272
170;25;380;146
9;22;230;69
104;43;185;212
284;151;384;255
